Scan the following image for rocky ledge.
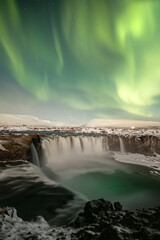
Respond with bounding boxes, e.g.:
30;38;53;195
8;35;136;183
71;199;160;240
0;133;40;162
107;135;160;156
0;199;160;240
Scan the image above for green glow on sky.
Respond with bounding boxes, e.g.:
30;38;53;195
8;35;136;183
0;0;160;122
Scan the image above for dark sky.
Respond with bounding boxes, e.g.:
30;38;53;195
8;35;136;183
0;0;160;124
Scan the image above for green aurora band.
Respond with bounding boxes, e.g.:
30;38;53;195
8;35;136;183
0;0;160;121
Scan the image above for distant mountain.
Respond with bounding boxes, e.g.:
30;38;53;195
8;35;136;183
85;119;160;128
0;114;68;127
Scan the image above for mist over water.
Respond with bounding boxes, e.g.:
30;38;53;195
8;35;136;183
40;136;160;209
40;136;110;178
0;135;160;225
0;163;84;225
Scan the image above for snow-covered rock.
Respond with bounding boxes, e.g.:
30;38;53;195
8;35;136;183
0;207;75;240
1;200;160;240
71;126;160;138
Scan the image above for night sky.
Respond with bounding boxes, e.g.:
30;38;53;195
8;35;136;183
0;0;160;124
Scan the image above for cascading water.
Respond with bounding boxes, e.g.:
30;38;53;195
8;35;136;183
39;134;160;210
119;137;126;154
40;135;110;179
30;142;40;167
42;135;109;155
41;135;109;161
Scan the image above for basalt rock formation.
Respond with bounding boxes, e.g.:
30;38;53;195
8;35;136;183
0;133;40;162
71;199;160;240
108;135;160;155
0;132;160;164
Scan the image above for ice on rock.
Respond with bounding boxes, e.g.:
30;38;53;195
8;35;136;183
0;207;75;240
0;141;7;151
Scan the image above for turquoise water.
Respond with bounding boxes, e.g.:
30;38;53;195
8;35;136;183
60;157;160;209
0;153;159;224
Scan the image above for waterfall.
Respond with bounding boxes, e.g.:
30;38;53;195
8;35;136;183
39;135;112;179
30;143;40;167
41;135;109;157
119;137;126;154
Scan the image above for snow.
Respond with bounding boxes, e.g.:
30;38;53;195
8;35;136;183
86;119;160;128
73;127;160;138
0;114;69;127
114;152;160;172
0;207;76;240
1;124;160;139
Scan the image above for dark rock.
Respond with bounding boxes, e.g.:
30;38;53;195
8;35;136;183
1;200;160;240
122;213;142;229
2;207;17;218
152;232;160;240
114;202;122;211
82;199;114;224
0;133;41;162
99;225;127;240
84;199;113;214
133;227;151;240
75;229;99;240
73;212;86;228
71;199;160;240
105;200;114;211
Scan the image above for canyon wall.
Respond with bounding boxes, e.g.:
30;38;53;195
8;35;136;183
108;135;160;155
0;133;160;163
0;134;41;162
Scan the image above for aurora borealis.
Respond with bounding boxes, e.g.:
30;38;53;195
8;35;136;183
0;0;160;124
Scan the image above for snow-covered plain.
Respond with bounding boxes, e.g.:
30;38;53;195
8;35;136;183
86;118;160;128
0;114;68;127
